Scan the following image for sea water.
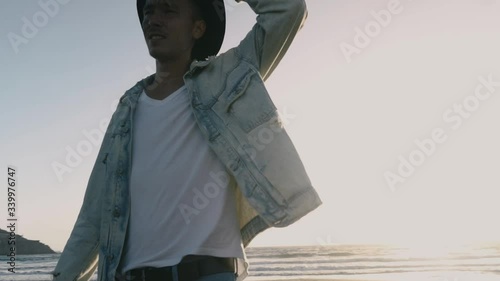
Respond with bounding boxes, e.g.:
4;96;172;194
1;243;499;281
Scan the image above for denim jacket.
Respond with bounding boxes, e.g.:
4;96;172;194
52;0;322;280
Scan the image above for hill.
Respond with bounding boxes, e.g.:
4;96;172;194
0;228;55;255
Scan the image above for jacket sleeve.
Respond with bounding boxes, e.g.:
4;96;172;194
50;141;108;280
233;0;308;81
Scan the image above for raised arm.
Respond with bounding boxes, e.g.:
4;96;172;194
233;0;308;81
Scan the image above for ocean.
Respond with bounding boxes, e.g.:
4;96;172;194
1;243;500;281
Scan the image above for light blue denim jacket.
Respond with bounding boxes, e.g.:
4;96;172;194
52;0;322;280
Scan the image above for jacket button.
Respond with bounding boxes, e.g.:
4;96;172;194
230;159;240;171
107;254;114;261
113;207;120;217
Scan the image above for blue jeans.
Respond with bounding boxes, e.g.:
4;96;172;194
115;268;237;281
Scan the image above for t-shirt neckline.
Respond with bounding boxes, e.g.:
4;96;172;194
140;85;186;106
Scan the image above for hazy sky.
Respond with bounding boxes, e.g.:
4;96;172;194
1;0;500;252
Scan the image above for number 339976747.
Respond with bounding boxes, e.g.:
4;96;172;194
7;167;17;217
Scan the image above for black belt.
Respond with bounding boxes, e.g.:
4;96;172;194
117;255;236;281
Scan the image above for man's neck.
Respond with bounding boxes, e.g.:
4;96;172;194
146;56;192;100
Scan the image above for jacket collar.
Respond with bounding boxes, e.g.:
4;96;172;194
119;56;216;106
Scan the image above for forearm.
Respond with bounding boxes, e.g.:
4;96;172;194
235;0;308;80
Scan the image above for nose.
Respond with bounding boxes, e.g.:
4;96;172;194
143;12;162;28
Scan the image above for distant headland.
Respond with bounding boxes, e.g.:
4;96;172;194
0;228;55;255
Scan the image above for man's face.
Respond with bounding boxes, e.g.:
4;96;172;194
141;0;205;61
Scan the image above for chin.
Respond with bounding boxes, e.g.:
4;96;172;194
148;48;172;61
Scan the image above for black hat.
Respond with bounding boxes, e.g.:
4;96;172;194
137;0;226;61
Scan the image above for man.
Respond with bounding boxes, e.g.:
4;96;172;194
51;0;322;280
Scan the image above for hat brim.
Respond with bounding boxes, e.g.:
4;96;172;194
137;0;226;61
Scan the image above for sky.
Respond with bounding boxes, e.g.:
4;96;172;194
1;0;500;253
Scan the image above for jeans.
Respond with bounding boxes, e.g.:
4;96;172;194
114;269;237;281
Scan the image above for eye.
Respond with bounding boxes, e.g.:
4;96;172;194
162;7;176;14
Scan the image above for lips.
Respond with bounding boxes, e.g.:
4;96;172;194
144;25;168;41
148;34;167;41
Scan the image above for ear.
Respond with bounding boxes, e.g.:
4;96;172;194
192;20;206;40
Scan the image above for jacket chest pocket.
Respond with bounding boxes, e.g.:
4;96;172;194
222;66;277;133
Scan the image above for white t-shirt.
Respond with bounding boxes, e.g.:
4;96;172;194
118;85;249;279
